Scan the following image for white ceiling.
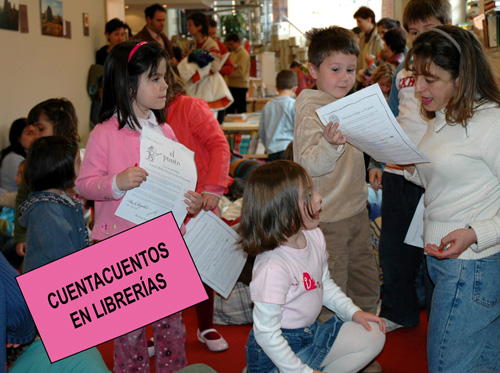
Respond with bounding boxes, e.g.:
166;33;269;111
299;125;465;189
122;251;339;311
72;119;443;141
125;0;214;10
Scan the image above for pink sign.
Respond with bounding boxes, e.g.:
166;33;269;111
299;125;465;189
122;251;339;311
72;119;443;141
16;213;207;363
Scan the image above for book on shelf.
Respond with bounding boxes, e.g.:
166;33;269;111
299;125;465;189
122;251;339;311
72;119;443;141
248;131;259;154
485;1;500;11
233;133;242;152
239;134;251;154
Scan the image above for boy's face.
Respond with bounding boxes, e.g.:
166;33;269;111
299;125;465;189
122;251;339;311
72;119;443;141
407;16;441;42
307;52;357;99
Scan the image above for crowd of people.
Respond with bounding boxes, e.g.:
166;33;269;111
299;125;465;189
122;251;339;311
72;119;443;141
2;0;500;372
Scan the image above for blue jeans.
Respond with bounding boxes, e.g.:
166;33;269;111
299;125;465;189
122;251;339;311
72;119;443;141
246;317;343;372
427;253;500;372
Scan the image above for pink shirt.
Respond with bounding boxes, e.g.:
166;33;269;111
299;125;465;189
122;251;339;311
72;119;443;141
250;228;327;328
76;115;177;240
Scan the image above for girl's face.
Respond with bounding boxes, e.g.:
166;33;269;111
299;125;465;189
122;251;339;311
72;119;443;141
35;113;54;138
414;61;457;112
132;58;168;120
377;77;392;97
299;184;322;231
19;124;37;150
74;150;81;179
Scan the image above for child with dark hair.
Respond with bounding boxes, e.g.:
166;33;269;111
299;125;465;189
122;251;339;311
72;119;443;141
20;136;84;273
259;70;298;161
14;98;80;259
6;139;108;370
241;160;385;372
0;118;35;192
77;40;202;372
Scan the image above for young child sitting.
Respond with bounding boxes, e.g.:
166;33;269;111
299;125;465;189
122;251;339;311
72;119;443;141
240;160;385;372
293;26;380;318
259;69;298;161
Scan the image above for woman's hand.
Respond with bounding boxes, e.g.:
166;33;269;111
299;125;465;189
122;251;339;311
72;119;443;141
323;122;346;146
185;190;203;217
202;194;220;211
116;166;148;191
352;311;387;333
424;228;477;259
369;168;383;191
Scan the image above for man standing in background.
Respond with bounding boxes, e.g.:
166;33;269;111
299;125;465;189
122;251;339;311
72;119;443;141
225;33;250;114
133;3;175;62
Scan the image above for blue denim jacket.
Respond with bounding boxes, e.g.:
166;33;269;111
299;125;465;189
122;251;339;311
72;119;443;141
19;191;88;273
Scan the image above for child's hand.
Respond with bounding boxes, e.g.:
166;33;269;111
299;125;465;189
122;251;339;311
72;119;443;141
323;122;346;146
116;166;148;191
16;242;26;257
352;311;386;333
202;193;220;211
185;190;203;217
369;168;383;191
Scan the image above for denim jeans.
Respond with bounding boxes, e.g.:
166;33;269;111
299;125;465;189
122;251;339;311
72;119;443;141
427;253;500;372
246;316;343;372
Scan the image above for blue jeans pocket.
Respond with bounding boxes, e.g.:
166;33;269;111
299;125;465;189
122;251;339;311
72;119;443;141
473;254;500;308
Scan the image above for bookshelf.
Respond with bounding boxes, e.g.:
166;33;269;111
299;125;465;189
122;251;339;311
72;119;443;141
222;115;268;159
474;0;500;77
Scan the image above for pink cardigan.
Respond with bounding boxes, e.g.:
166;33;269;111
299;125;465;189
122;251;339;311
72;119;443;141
166;94;231;196
76;116;178;240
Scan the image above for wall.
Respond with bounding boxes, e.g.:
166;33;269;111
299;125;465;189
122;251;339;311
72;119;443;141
0;0;106;147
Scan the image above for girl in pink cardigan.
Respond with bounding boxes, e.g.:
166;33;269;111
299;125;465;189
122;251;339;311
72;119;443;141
76;41;202;373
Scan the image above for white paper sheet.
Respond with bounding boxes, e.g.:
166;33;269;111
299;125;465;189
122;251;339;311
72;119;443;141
184;210;247;299
404;194;425;248
315;84;429;165
115;126;197;227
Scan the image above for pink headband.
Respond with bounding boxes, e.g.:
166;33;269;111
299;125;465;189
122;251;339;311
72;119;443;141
128;41;147;62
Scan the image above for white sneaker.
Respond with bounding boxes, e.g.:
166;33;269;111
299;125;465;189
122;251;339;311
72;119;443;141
382;317;404;332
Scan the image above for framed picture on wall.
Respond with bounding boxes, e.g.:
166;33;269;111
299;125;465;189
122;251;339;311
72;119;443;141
40;0;63;37
0;0;20;31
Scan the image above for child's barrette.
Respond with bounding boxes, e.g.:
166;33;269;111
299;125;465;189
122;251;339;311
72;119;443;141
128;41;148;62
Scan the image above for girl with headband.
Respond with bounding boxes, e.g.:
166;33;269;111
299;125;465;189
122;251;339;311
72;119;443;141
404;25;500;372
76;40;203;372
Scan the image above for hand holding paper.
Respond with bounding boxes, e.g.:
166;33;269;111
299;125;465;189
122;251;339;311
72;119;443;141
316;84;429;165
323;122;346;146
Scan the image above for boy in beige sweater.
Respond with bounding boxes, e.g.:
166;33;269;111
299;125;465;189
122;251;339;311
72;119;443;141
293;26;380;314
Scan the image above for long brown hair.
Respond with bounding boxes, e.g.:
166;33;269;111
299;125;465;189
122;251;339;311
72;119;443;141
405;25;500;127
239;160;315;256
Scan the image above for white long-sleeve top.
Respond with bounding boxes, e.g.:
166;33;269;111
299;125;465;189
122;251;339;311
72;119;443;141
405;102;500;260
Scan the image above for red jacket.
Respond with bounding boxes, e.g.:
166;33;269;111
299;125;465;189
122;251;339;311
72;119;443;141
166;94;232;196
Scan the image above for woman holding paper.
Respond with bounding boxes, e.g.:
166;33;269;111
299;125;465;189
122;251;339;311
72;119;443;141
404;25;500;372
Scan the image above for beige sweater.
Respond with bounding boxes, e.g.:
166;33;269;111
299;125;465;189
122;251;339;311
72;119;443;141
293;89;367;223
